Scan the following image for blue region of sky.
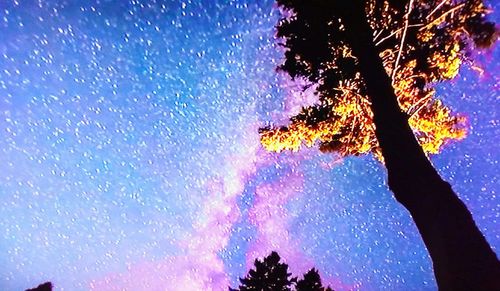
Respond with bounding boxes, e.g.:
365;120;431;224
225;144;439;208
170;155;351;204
0;0;498;290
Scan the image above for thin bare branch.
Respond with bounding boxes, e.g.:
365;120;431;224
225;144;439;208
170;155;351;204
376;24;422;46
420;3;465;31
392;0;413;85
427;0;451;20
408;92;433;117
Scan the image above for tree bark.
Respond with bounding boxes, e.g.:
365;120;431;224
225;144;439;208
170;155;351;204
334;1;500;289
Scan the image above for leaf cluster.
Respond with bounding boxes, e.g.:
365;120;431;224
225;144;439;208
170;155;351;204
261;0;497;158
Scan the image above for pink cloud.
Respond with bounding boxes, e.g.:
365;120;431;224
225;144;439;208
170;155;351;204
89;121;267;291
243;155;351;290
89;255;227;291
246;170;314;275
88;119;345;290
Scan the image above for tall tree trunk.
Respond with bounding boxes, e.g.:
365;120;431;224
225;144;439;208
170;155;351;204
334;1;500;289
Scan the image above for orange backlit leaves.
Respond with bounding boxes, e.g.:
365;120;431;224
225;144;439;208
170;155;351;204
259;0;490;160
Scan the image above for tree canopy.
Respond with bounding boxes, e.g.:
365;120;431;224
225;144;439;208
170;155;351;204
25;282;53;291
231;251;332;291
296;268;333;291
233;251;295;291
260;0;496;159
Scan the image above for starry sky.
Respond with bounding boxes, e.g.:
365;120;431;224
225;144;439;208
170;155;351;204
0;1;498;290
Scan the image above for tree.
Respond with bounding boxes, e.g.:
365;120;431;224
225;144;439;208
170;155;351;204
232;251;296;291
231;252;333;291
260;0;500;289
296;268;332;291
262;0;496;157
25;282;52;291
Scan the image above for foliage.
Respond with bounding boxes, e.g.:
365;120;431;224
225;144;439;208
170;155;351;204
260;0;497;159
296;268;333;291
231;252;332;291
25;282;53;291
232;251;295;291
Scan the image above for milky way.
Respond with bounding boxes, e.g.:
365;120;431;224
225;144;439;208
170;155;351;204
0;1;498;290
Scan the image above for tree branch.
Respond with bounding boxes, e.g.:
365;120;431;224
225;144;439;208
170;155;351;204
391;0;413;85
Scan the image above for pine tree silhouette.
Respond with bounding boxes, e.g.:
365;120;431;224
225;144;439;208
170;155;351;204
296;268;333;291
25;282;52;291
231;252;333;291
233;251;296;291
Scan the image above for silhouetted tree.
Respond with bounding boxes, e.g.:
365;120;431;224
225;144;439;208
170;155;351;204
261;0;497;157
232;251;296;291
296;268;333;291
260;0;500;289
26;282;52;291
231;252;333;291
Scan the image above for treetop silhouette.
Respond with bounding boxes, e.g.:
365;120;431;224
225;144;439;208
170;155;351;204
233;251;296;291
231;251;333;291
26;282;53;291
296;268;333;291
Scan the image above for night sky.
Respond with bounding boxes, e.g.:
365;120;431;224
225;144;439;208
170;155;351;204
0;1;498;290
